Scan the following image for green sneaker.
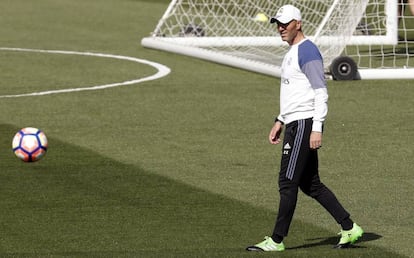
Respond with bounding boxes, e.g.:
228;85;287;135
335;223;364;248
246;236;285;251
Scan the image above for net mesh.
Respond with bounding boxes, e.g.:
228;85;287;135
146;0;414;75
347;0;414;69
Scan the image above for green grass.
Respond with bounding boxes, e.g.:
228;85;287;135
0;0;413;257
0;124;405;258
0;51;155;95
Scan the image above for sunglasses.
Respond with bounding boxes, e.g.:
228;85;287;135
276;20;295;29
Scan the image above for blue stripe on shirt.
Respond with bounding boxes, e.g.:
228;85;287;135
298;40;323;68
298;40;326;89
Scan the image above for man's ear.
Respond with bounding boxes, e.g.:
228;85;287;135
296;20;302;30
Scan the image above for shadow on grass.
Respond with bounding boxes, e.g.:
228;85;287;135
289;232;382;250
0;124;401;258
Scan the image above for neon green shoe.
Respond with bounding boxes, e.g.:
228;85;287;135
335;223;364;248
246;236;285;251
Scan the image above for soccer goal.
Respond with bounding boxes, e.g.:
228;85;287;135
141;0;414;80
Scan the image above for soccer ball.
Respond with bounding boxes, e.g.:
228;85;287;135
12;127;48;162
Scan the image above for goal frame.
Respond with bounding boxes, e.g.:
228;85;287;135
142;0;414;80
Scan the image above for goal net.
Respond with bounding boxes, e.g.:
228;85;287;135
345;0;414;79
141;0;414;80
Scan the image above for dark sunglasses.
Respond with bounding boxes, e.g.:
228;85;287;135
276;20;295;29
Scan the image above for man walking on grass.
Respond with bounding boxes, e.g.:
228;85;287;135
246;5;363;252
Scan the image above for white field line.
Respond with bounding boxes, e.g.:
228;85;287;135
0;47;171;98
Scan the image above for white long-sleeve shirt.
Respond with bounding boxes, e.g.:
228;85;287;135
277;38;328;132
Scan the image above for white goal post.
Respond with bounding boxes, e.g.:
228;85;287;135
142;0;414;80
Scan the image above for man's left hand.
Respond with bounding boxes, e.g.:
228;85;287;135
310;131;322;149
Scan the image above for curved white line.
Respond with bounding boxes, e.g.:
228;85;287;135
0;47;171;98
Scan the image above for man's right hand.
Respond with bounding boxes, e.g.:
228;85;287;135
269;121;283;144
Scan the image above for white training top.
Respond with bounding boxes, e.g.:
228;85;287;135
276;38;328;132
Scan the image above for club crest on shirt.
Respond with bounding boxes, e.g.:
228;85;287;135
287;57;292;66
